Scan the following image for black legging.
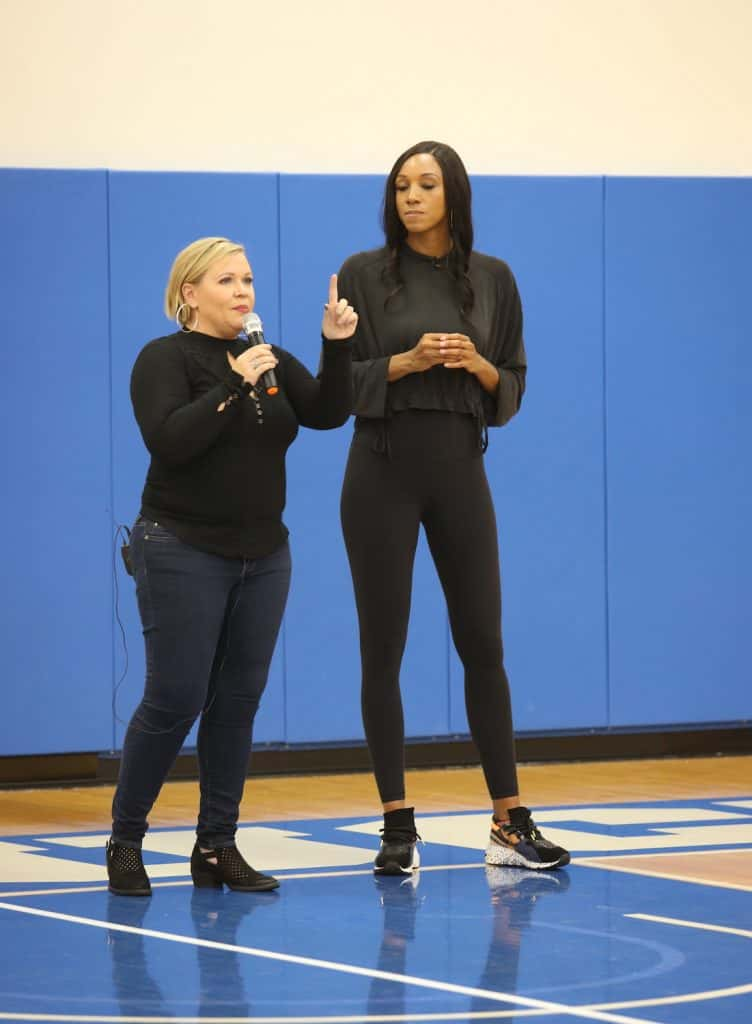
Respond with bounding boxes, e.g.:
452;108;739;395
340;409;518;804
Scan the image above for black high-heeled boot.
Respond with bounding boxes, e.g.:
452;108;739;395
190;841;280;892
106;839;152;897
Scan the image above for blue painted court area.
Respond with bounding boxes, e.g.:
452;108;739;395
0;797;750;1022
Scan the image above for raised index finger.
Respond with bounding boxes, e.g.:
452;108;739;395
328;274;338;308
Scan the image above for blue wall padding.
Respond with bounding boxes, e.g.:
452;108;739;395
0;170;113;755
450;177;608;733
605;178;752;726
107;172;285;749
0;169;748;757
279;174;451;742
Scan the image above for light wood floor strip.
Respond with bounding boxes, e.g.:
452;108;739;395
0;755;749;835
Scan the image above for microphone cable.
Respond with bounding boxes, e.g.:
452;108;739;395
111;523;197;739
112;524;132;730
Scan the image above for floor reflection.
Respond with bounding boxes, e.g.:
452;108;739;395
106;887;280;1018
103;862;574;1019
106;893;169;1017
367;873;424;1015
472;866;571;1015
190;887;280;1018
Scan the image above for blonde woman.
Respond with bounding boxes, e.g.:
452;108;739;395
107;237;357;897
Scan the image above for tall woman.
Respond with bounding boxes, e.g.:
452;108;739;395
108;237;357;896
337;142;569;874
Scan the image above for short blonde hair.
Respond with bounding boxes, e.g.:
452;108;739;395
164;236;246;327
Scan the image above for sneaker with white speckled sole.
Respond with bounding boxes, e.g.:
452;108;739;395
485;806;570;870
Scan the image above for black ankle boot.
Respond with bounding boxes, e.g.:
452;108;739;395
190;841;279;892
106;839;151;897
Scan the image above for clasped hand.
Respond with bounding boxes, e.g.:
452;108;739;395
411;333;484;374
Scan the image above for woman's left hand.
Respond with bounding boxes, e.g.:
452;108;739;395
322;274;358;340
439;334;486;374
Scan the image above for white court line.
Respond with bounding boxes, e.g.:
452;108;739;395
573;912;752;1012
580;846;752;860
588;981;752;1012
626;912;752;940
0;1010;547;1022
0;900;656;1024
5;837;749;902
0;862;487;900
5;981;752;1023
576;857;752;893
3;884;751;1020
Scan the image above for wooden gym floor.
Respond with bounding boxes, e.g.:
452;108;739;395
1;754;750;838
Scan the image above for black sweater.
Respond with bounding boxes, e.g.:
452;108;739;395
337;244;526;433
130;330;352;558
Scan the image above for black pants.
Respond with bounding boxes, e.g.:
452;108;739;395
341;410;518;804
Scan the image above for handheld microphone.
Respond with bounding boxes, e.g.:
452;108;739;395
241;312;279;396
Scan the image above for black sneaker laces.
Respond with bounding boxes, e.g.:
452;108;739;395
380;827;421;843
500;817;543;843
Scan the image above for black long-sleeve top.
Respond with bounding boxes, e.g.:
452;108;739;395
130;330;352;558
336;244;526;437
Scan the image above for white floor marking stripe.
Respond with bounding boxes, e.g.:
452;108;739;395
2;845;747;901
579;845;752;860
0;884;114;899
589;981;752;1011
0;860;495;901
0;863;490;900
0;1009;548;1022
576;859;752;892
4;979;752;1022
626;912;752;940
0;901;656;1024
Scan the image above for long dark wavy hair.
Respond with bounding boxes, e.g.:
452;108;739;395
381;140;475;316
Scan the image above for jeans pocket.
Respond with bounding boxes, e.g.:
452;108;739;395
142;521;176;543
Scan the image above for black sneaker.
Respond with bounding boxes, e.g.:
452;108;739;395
374;807;420;876
485;806;570;870
106;839;152;896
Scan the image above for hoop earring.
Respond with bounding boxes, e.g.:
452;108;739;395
175;303;199;333
449;209;455;230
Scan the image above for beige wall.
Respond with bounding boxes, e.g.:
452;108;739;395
2;0;751;174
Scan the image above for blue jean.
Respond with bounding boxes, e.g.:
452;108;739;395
112;519;291;847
